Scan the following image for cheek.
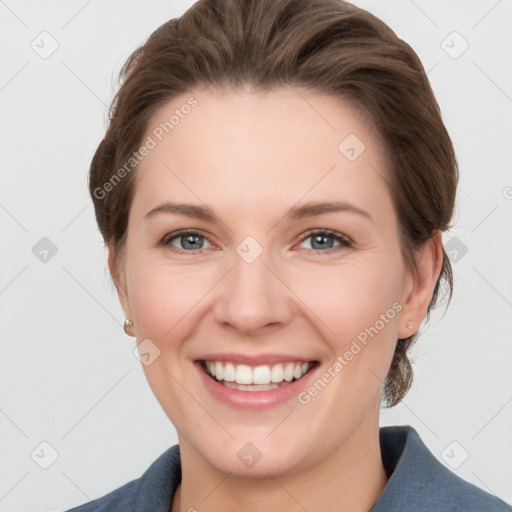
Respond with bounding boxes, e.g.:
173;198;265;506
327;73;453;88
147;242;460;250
288;256;402;345
288;255;402;405
125;257;217;422
127;257;217;341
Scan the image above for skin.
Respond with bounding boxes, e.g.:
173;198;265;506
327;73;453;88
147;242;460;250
109;85;443;512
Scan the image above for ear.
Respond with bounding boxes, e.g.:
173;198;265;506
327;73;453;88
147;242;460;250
397;231;444;339
108;247;132;321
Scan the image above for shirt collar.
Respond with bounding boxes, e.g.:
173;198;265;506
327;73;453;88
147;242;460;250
130;425;500;512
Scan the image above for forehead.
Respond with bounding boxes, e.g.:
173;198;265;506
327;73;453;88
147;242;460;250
131;86;393;224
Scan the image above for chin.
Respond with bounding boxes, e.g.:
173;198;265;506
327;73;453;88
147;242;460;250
183;421;324;479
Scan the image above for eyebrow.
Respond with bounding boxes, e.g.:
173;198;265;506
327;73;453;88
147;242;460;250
145;202;220;222
144;201;373;223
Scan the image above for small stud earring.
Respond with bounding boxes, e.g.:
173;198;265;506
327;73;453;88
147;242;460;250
123;319;134;335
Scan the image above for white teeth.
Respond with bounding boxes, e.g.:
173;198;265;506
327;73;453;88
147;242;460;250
284;363;294;382
215;361;224;381
223;362;235;382
204;360;312;385
253;365;271;385
223;381;280;391
270;364;284;383
235;364;253;385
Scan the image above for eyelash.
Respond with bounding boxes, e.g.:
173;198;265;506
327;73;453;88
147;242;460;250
160;229;353;255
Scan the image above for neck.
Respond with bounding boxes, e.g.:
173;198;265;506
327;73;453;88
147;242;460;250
172;417;388;512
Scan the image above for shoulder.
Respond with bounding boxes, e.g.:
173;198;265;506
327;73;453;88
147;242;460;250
374;426;511;512
62;444;181;512
63;479;138;512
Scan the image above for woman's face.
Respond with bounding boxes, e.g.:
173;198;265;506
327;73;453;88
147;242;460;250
112;86;428;476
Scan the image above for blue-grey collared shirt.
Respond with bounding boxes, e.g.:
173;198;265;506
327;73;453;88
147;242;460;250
64;425;511;511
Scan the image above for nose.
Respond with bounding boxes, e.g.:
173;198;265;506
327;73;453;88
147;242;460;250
213;247;294;335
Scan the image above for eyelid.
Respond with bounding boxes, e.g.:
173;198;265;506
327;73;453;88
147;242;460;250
298;228;352;245
296;229;353;253
161;229;217;251
161;228;352;254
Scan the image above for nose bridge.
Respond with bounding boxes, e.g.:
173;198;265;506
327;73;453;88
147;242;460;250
213;239;292;333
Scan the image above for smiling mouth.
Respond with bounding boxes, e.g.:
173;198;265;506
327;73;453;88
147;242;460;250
199;360;318;391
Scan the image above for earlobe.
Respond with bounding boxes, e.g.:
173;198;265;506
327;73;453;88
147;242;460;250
397;231;444;339
123;319;135;336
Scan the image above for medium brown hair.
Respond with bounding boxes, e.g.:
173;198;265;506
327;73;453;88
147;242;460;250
89;0;458;407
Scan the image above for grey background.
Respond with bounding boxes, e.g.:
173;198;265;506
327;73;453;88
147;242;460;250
1;1;511;511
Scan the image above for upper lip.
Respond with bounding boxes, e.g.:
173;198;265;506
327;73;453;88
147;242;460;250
195;353;318;366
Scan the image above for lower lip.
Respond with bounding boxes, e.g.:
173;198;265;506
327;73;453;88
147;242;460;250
195;361;318;409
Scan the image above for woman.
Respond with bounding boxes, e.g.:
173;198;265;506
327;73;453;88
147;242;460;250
66;0;511;510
